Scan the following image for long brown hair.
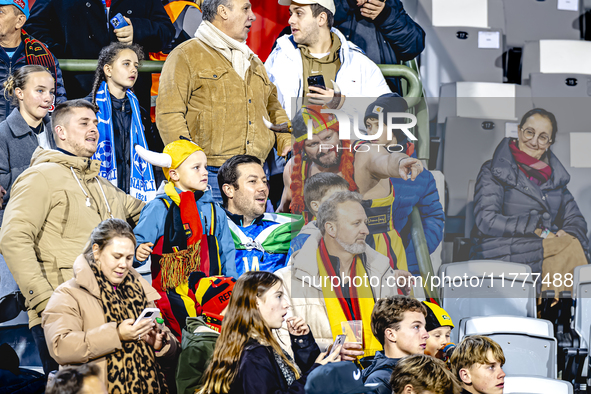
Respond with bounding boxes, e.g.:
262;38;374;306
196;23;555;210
200;271;300;394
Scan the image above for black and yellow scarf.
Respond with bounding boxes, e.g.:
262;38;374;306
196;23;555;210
91;263;169;394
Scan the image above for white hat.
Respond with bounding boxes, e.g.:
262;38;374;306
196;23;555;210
278;0;336;15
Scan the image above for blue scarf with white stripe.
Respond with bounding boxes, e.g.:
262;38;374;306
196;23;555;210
92;81;156;202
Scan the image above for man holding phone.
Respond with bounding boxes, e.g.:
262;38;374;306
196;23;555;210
265;0;391;117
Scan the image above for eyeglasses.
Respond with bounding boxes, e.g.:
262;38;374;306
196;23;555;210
520;127;552;147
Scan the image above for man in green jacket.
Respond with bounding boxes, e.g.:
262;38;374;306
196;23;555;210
176;276;236;394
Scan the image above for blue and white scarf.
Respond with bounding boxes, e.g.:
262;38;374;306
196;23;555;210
93;81;156;202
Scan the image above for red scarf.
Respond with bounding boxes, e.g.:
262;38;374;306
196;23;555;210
509;140;552;186
318;238;361;321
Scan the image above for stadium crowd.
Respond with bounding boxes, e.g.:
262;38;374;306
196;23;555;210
0;0;587;393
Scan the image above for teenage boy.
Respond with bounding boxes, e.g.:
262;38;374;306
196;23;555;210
390;354;461;394
134;139;237;339
450;335;506;394
362;296;429;394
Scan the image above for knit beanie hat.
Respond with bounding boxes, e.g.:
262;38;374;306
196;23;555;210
364;93;409;145
423;301;454;332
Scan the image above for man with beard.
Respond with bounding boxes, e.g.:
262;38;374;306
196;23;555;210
278;103;421;275
276;190;410;359
218;155;304;276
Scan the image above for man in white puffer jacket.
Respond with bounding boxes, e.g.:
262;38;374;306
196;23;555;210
265;0;391;118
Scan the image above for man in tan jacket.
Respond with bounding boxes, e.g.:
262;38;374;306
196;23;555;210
0;100;145;374
156;0;291;202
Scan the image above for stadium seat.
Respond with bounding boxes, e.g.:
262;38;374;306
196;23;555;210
573;265;591;350
502;0;583;82
416;0;505;105
459;316;557;378
504;375;573;394
437;82;533;219
439;260;537;343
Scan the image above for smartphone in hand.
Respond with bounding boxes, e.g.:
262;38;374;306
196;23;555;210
110;13;129;30
307;75;326;91
133;308;160;326
327;334;347;356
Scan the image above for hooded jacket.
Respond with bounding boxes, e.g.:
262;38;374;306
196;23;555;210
361;351;400;394
275;231;401;351
156;37;291;167
471;138;589;273
175;316;219;394
0;147;145;327
0;108;53;223
41;255;179;387
133;184;237;278
265;28;391;117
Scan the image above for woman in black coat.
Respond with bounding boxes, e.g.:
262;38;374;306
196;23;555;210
471;108;589;275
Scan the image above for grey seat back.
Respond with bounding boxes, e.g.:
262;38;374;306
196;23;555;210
521;40;591;85
439;260;537;343
574;265;591;349
503;0;582;49
416;0;505;100
504;375;573;394
460;316;557;378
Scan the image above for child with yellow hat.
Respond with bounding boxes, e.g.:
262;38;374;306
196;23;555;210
133;138;237;340
423;301;455;361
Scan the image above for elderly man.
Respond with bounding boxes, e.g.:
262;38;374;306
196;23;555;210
276;191;409;359
218;154;303;276
157;0;291;202
0;100;145;374
265;0;391;117
0;0;66;122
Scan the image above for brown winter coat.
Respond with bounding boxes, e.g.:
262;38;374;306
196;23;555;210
0;148;145;327
156;38;291;167
42;255;179;386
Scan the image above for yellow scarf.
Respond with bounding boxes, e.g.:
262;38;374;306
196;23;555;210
316;240;382;357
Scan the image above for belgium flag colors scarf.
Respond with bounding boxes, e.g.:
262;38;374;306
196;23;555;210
317;239;381;357
157;182;221;291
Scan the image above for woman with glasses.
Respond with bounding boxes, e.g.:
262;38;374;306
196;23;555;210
471;108;589;293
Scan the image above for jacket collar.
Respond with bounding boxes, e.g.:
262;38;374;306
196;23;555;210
6;108;51;138
292;230;391;292
30;147;102;177
491;138;571;190
73;254;160;302
224;208;264;227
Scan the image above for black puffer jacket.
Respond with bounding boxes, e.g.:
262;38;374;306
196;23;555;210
471;138;589;274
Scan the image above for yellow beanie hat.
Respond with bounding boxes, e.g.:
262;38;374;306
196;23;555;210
135;139;204;181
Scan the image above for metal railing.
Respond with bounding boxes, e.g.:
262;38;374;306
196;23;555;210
58;59;437;299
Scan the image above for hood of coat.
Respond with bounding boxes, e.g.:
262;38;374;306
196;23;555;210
490;138;571;190
72;254;159;302
275;27;359;68
291;229;393;292
181;316;220;345
362;350;400;378
29;146;101;176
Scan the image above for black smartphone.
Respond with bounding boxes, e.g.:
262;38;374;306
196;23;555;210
307;75;326;91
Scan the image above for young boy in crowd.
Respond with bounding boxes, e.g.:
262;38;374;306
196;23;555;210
287;172;350;260
362;296;430;394
450;335;506;394
133;140;237;340
176;276;236;394
423;301;455;363
390;354;462;394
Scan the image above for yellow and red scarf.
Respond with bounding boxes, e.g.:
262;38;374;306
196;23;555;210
317;239;381;357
